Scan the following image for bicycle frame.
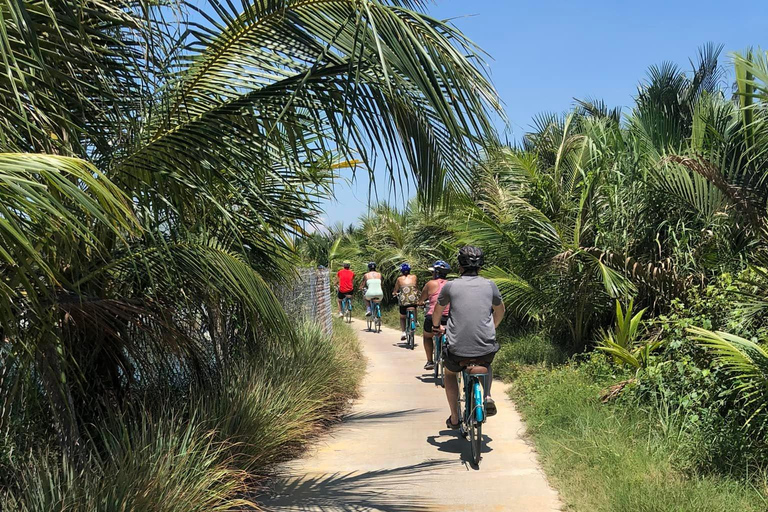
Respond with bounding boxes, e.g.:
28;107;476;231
433;332;445;386
462;371;486;424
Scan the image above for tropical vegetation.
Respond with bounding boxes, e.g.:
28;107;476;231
316;44;768;507
0;0;499;508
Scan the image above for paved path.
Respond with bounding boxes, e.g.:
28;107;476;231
259;318;562;511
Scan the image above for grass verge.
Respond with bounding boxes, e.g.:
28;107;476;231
508;359;768;511
2;320;363;511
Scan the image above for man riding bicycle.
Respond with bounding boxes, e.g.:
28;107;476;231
431;246;505;429
392;263;418;341
335;261;355;318
361;262;384;316
419;260;451;371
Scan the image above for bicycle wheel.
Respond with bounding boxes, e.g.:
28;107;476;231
432;336;440;381
469;418;482;466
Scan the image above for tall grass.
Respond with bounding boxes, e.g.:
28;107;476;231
509;360;768;511
204;321;363;472
1;320;362;511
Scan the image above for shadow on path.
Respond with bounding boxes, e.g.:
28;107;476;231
257;461;453;511
391;342;419;350
414;375;440;386
426;431;494;470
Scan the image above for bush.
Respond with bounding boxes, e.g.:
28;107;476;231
494;331;568;378
622;272;768;476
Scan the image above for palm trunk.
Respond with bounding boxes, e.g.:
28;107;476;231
208;298;228;370
38;338;82;466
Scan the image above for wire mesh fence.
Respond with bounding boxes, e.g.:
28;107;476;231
274;267;333;337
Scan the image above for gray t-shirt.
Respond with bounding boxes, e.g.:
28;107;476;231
437;275;502;357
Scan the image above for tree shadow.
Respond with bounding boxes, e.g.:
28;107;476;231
256;460;453;511
343;408;437;424
425;430;494;470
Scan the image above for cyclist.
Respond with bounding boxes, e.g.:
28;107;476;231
392;263;418;340
431;246;505;429
361;262;384;316
419;260;451;371
335;261;355;318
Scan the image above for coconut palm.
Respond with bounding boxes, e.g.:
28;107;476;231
0;0;501;460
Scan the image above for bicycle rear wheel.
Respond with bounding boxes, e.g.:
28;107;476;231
469;418;482;466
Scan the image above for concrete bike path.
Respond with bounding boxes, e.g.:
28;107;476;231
259;318;562;511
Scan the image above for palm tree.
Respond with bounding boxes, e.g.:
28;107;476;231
0;0;501;460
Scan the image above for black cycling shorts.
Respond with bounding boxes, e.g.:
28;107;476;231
338;290;353;300
399;304;417;316
423;315;448;334
443;350;495;374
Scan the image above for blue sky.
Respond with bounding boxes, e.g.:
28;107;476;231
319;0;768;228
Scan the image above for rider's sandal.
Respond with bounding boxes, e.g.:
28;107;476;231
424;361;435;370
446;417;460;430
485;398;498;417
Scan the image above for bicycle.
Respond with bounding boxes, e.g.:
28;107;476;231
404;307;417;349
365;299;382;332
368;299;382;333
456;361;488;466
341;294;353;323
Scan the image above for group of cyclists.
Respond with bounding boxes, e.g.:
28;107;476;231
334;246;506;429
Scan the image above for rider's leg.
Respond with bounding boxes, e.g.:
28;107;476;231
423;332;434;362
423;317;434;362
444;369;460;425
365;297;371;315
399;305;406;339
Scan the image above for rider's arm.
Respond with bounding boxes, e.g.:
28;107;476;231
418;282;430;305
392;277;401;296
432;282;451;329
490;281;505;328
492;302;506;328
432;303;446;328
360;274;367;291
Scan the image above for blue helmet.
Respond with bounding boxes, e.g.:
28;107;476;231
400;263;411;273
429;260;450;275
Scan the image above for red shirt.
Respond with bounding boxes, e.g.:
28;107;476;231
337;268;355;293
